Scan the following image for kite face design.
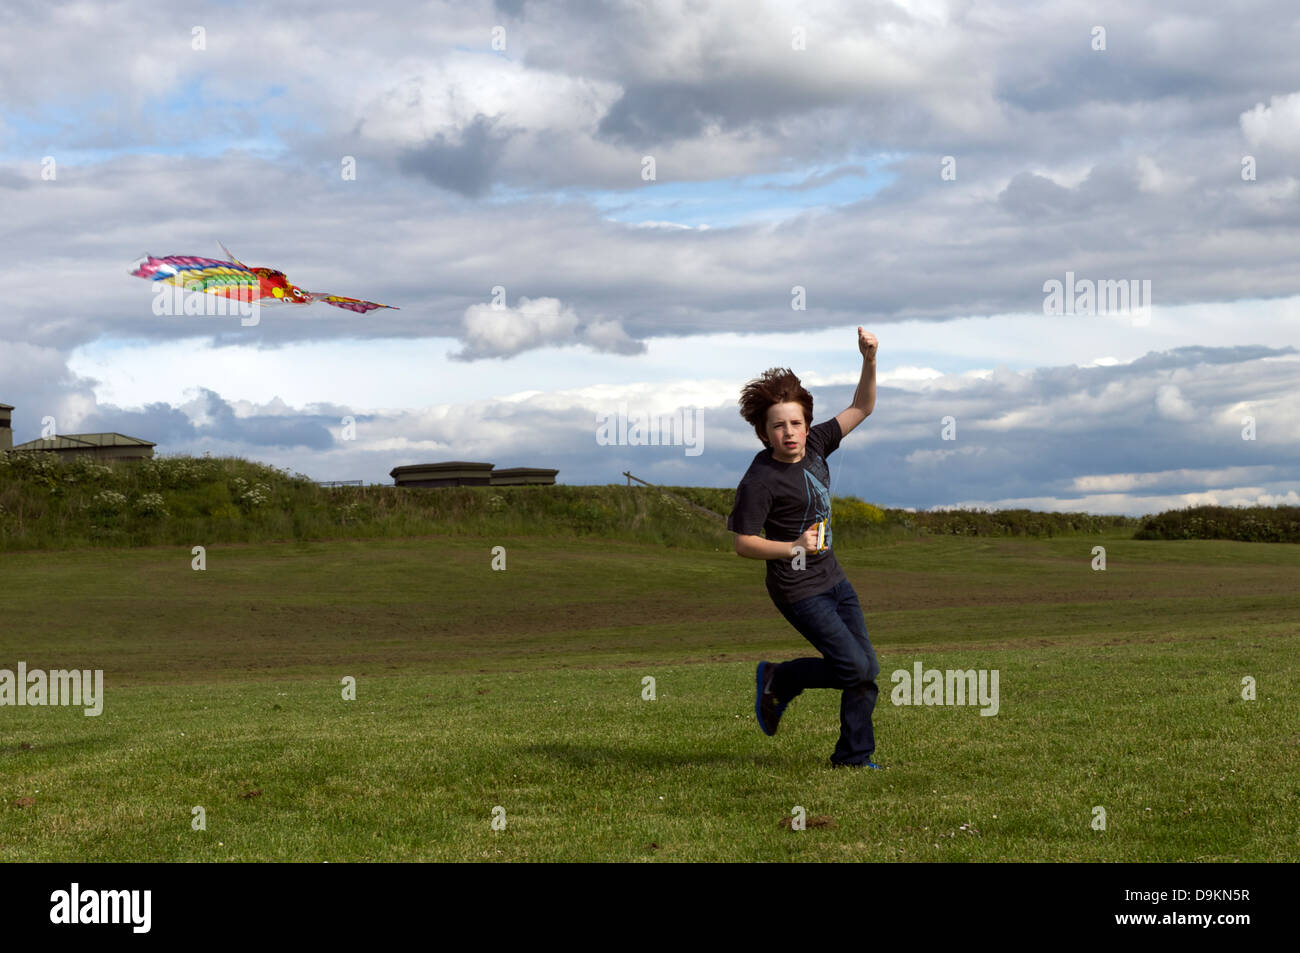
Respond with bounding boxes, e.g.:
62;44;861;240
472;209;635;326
130;246;398;314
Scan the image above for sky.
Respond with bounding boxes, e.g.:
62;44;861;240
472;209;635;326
1;0;1298;515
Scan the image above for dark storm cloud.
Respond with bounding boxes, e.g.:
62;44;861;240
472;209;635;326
85;345;1293;514
75;401;199;446
595;77;834;146
0;169;31;189
998;162;1144;218
76;389;336;450
1123;346;1290;372
399;114;518;197
493;0;526;17
806;345;1300;513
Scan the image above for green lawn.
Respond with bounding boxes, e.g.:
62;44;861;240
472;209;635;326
2;534;1297;861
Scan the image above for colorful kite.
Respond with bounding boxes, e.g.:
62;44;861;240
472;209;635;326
130;244;398;313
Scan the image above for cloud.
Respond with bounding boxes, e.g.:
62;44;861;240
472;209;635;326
939;487;1300;515
4;0;1300;514
904;444;986;466
0;168;31;189
580;318;647;355
1154;383;1197;421
17;344;1294;517
399;114;518;197
449;295;645;360
998;171;1076;217
71;388;336;450
1241;90;1300;154
1070;466;1279;493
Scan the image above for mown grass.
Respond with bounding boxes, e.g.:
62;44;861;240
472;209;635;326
1;533;1296;861
2;643;1294;862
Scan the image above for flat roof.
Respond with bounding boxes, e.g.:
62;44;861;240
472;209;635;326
12;432;156;449
390;461;494;476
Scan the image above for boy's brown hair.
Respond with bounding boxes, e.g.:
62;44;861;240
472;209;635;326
737;367;814;448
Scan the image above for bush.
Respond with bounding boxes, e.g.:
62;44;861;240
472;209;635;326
0;451;62;492
64;456;117;487
1135;505;1300;543
835;497;887;529
136;456;225;490
135;492;170;519
230;477;273;508
90;490;129;518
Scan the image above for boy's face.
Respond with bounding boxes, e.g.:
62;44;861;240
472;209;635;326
764;401;807;462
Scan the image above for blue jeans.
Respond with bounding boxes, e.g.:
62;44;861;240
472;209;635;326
770;578;880;765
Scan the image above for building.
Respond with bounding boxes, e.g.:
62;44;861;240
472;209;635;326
391;461;494;487
489;467;560;486
0;403;156;461
390;461;558;488
11;433;157;462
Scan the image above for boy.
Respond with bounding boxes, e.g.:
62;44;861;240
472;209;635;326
726;327;882;768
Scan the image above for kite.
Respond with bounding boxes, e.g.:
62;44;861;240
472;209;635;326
130;244;398;313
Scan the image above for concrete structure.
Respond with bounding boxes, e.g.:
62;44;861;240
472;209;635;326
390;461;559;487
390;461;495;488
0;403;12;451
11;432;156;462
490;467;558;486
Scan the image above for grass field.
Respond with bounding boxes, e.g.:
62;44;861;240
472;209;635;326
2;532;1297;861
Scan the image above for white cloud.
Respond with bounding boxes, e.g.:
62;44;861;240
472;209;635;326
450;295;646;360
1069;466;1277;493
581;318;647;355
905;444;985;466
1241;90;1300;153
944;487;1300;515
1155;383;1197;421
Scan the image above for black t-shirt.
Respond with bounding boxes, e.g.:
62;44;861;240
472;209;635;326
727;416;848;606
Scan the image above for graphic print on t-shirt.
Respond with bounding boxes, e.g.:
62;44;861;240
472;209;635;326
802;467;832;548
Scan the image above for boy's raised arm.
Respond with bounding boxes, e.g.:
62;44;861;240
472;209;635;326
835;327;878;438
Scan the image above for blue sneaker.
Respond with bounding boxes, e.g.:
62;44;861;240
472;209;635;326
831;758;885;770
755;661;789;736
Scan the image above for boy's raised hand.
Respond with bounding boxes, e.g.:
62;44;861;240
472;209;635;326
857;326;878;361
